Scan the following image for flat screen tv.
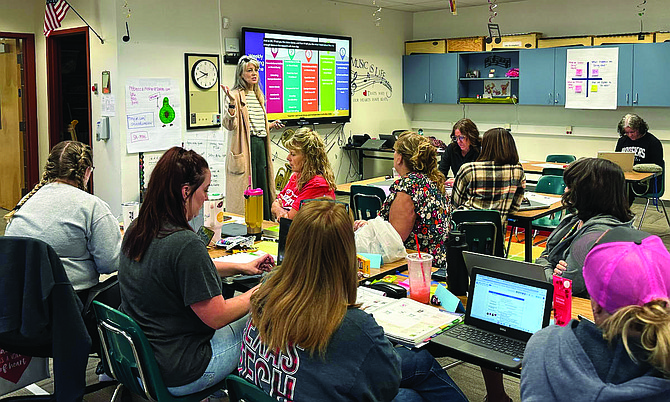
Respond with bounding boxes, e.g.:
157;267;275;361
241;27;352;126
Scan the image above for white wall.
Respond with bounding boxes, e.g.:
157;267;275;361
410;0;670;195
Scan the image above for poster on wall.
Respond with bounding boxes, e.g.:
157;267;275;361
565;48;618;110
125;78;182;153
184;129;227;196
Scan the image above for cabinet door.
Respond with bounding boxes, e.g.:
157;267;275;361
403;55;430;103
633;42;670;106
553;48;567;105
429;53;458;104
614;44;634;107
519;48;555;105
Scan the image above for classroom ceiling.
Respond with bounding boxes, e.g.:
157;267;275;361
327;0;526;13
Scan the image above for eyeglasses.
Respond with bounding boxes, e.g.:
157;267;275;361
455;136;466;142
299;198;350;212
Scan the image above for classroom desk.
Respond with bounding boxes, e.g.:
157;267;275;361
522;160;655;183
342;144;396;181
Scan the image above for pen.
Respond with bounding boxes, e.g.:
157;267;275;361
577;314;594;323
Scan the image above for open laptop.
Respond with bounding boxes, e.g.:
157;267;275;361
597;151;635;172
463;251;547;281
360;138;388;150
431;267;553;371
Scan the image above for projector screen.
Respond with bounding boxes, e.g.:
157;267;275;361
241;27;352;126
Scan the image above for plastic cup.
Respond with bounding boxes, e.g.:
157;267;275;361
406;253;432;304
122;202;140;230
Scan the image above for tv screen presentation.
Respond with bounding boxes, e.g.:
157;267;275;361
241;27;352;126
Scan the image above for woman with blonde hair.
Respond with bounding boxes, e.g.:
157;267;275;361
222;55;284;219
522;226;670;401
5;140;121;294
356;131;449;267
271;127;336;220
240;200;467;401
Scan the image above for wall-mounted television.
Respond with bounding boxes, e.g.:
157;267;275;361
241;27;352;126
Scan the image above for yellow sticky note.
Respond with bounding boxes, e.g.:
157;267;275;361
591;84;598;92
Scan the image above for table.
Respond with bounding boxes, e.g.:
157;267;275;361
342;145;396;181
522;160;655;183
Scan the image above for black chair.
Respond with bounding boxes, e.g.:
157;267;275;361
350;185;387;220
0;237;112;402
451;209;505;258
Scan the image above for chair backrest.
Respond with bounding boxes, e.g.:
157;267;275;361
451;209;504;257
545;154;576;164
541;167;565;177
350;185;387;220
535;175;566;195
226;375;275;402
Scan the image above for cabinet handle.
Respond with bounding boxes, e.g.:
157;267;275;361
626;93;629;104
555;92;560;103
634;93;638;104
424;93;427;102
430;93;433;102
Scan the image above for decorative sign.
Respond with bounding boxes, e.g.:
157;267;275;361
350;57;392;103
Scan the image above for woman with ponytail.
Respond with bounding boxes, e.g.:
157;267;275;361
5;141;121;293
356;131;449;267
522;226;670;401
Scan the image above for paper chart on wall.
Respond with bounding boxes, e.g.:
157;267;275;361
565;48;618;110
125;78;182;153
184;129;227;196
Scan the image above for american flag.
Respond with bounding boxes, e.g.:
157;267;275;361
43;0;70;37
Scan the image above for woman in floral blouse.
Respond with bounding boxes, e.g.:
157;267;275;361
357;131;449;267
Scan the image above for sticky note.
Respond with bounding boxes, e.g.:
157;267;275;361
591;84;598;92
575;68;583;76
575;84;582;93
358;253;382;269
435;284;463;313
591;68;599;77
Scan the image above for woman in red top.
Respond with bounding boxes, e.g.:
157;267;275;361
271;128;336;220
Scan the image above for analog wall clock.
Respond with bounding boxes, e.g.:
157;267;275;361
185;53;221;129
191;59;218;89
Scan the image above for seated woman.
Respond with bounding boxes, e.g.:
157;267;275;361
5;140;121;296
358;131;449;267
451;128;525;227
271;128;336;220
536;158;633;297
240;200;467;401
438;118;481;178
119;147;272;397
522;226;670;401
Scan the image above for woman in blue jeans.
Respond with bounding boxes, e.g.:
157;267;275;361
118;147;273;397
238;200;467;401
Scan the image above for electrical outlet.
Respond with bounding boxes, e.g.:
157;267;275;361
566;125;573;134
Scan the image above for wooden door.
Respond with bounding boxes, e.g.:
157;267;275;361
0;38;24;210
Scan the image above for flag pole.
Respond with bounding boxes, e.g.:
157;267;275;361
64;0;104;44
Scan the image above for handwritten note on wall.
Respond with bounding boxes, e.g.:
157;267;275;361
125;78;182;153
184;129;227;196
565;48;618;110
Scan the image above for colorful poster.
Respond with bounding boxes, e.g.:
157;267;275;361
565;48;618;110
125;78;182;153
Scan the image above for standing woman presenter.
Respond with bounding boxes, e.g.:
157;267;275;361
222;55;284;219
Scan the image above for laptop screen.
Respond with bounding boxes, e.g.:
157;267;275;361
468;269;552;337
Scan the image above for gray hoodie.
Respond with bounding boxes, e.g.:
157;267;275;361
521;319;670;402
535;214;633;297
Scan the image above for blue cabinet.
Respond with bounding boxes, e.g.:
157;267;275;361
403;53;458;104
519;47;568;105
633;42;670;106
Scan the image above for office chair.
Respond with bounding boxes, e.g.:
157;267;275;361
350;185;387;220
225;375;275;402
545;154;576;164
0;237;111;402
635;161;670;230
93;301;226;402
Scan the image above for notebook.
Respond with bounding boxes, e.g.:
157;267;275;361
462;251;546;281
431;267;553;371
360;138;388;150
517;191;556;211
597;151;635;172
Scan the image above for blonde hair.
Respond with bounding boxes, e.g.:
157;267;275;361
285;128;336;192
249;201;358;357
394;131;446;193
5;141;92;222
233;56;264;104
601;299;670;377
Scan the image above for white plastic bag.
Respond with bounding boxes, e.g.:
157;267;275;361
355;217;407;263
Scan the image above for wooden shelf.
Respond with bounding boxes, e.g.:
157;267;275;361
459;97;517;104
459;77;519;81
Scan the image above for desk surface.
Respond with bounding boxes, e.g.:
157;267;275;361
522;160;654;182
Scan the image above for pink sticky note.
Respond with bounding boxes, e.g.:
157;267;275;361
576;68;583;76
575;84;582;93
591;68;599;77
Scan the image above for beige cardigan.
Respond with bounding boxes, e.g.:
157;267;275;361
222;88;277;215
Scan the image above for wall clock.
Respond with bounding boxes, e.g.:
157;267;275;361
185;53;221;129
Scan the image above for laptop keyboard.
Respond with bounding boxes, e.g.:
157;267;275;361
445;325;526;358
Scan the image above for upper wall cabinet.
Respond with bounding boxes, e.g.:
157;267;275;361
631;42;670;107
403;53;458;104
519;47;567;105
457;51;519;103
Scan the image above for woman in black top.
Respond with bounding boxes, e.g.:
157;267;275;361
438;118;481;178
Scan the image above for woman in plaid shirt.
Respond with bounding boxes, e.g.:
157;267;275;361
451;128;526;227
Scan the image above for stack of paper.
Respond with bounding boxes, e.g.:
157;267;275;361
357;287;461;347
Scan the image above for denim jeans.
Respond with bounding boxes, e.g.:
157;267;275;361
167;316;247;396
392;347;468;402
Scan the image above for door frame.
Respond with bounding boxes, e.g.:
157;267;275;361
46;26;92;149
0;31;38;191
